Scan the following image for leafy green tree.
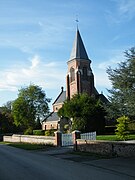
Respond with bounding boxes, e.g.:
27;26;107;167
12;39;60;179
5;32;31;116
58;93;106;134
0;101;17;133
106;47;135;120
72;117;86;132
35;117;42;130
115;116;130;140
12;84;51;131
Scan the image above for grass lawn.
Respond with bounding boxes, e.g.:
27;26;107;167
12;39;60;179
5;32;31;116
96;134;135;141
0;142;54;150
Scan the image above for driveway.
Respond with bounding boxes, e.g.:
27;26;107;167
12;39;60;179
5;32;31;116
0;144;135;180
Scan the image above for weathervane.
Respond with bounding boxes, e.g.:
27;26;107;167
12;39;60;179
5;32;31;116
75;15;79;29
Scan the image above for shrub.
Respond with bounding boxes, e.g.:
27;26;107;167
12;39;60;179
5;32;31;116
45;129;55;136
63;124;70;133
24;127;33;135
115;116;130;140
33;130;45;135
128;121;135;133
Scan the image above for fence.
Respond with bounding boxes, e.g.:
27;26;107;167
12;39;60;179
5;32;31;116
80;131;96;140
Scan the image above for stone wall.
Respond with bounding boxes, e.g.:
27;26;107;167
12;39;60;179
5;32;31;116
3;131;80;147
4;134;55;145
76;139;135;157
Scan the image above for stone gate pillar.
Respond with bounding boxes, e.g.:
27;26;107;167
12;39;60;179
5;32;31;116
72;130;81;150
54;131;62;147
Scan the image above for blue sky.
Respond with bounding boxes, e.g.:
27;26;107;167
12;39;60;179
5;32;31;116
0;0;135;110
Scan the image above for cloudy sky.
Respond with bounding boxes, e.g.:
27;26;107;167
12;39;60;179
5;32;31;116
0;0;135;110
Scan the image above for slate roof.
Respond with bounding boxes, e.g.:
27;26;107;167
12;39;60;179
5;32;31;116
52;90;66;105
43;112;59;122
97;94;109;104
93;87;99;96
42;89;66;123
69;29;89;61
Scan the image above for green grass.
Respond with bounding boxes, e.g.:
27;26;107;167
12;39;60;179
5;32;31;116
96;134;135;141
0;141;6;144
128;134;135;140
96;135;118;141
1;142;54;150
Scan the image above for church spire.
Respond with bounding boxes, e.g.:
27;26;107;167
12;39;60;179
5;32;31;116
66;28;96;100
69;29;89;61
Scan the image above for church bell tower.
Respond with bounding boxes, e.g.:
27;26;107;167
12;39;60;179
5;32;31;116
66;29;97;99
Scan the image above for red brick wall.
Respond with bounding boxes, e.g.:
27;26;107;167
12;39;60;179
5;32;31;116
66;59;95;99
53;103;63;112
42;121;58;130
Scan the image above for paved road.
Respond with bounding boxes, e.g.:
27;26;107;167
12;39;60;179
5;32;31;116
0;144;135;180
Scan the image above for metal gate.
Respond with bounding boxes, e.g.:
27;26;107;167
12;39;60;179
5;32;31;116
62;133;73;146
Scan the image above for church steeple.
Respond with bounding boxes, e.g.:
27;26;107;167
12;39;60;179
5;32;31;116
66;28;97;100
70;29;89;61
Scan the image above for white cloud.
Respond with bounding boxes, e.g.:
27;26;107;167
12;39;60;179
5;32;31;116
0;55;66;92
118;0;135;17
107;0;135;24
0;18;70;56
93;52;125;92
44;62;56;67
111;35;120;43
38;21;44;27
98;54;124;70
94;70;111;88
30;55;40;69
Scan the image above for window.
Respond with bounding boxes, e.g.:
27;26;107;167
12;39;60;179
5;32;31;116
70;67;75;82
83;67;87;79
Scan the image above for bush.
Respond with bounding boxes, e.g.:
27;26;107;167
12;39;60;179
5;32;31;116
33;130;45;135
115;116;130;140
63;124;70;134
24;127;33;135
45;129;55;136
128;121;135;132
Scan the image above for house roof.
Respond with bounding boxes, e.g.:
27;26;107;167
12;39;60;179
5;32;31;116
43;112;59;122
69;29;89;61
97;94;109;104
43;88;66;123
93;87;99;96
52;90;66;105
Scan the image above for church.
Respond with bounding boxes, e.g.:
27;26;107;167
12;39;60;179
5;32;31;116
42;28;108;132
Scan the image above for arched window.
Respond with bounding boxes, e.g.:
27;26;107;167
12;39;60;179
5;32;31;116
70;67;75;82
83;67;87;80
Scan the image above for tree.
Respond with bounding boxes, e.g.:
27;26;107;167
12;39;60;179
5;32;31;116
35;117;42;129
0;101;17;133
106;47;135;120
115;116;130;140
58;93;106;134
12;84;51;131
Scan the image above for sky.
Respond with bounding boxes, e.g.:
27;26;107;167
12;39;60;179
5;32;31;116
0;0;135;110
